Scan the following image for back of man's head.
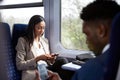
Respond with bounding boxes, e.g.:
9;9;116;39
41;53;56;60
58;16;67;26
80;0;120;21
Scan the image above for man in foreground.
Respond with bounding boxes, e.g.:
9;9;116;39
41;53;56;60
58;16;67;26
71;0;120;80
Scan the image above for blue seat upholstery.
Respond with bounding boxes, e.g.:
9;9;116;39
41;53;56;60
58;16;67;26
11;24;27;80
104;12;120;80
12;24;27;49
0;22;20;80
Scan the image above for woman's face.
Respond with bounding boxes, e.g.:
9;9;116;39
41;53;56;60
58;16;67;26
34;21;45;37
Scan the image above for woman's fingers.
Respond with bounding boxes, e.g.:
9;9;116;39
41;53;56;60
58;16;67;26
35;70;41;80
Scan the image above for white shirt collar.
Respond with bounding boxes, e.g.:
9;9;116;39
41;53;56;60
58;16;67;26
102;44;110;54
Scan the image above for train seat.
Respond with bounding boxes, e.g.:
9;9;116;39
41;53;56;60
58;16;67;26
11;23;27;80
0;22;20;80
12;24;27;50
104;12;120;80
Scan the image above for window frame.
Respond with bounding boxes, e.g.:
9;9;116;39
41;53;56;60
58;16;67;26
43;0;92;58
0;0;93;58
0;2;43;9
0;0;44;34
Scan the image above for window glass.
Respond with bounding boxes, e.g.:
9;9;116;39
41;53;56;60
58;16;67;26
116;0;120;4
0;7;44;32
61;0;120;51
0;0;42;5
61;0;93;50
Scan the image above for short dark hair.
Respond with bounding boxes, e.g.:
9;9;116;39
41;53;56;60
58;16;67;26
80;0;120;21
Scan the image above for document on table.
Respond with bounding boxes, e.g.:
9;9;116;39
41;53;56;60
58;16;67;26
62;62;81;71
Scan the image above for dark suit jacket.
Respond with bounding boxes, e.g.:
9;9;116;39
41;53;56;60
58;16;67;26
71;49;109;80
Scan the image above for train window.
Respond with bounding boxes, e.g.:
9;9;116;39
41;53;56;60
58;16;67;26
44;0;94;58
0;0;42;5
60;0;120;58
45;0;120;58
61;0;94;50
0;0;44;32
60;0;120;52
0;7;44;31
116;0;120;4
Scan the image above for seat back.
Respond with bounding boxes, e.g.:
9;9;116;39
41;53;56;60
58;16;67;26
104;12;120;80
12;24;27;49
0;22;20;80
11;24;27;80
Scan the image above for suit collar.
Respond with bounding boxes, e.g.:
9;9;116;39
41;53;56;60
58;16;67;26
102;44;110;54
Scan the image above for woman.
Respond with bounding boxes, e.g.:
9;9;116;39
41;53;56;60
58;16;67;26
16;15;61;80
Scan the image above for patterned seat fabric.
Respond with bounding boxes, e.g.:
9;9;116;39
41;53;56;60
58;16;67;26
0;22;20;80
11;24;27;80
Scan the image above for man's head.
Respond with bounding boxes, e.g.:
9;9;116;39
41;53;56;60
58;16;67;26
80;0;120;56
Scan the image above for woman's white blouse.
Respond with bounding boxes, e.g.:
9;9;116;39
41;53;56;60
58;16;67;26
31;40;48;66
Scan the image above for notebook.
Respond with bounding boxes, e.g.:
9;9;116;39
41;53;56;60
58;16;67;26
62;62;81;71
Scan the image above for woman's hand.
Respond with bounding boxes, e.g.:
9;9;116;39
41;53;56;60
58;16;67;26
35;54;55;62
48;53;59;64
48;70;62;80
35;70;41;80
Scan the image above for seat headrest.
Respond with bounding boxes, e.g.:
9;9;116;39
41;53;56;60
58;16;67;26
12;23;27;48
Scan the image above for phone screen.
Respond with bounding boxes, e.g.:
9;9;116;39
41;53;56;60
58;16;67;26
37;63;49;80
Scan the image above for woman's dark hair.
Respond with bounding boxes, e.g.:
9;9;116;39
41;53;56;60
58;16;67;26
24;15;45;47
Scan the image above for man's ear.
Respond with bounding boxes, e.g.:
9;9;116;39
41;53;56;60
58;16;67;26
98;24;107;38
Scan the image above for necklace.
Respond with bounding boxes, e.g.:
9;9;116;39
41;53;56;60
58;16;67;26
38;42;41;48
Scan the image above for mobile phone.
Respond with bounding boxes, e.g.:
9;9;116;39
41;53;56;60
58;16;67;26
37;63;49;80
54;53;59;56
51;53;59;57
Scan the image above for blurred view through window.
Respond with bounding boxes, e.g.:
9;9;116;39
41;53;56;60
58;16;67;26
0;0;44;32
61;0;120;50
61;0;94;50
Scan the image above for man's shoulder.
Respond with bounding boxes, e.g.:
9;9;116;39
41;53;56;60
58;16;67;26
77;52;109;74
83;57;102;68
72;57;104;80
84;52;108;67
76;54;106;73
72;50;110;80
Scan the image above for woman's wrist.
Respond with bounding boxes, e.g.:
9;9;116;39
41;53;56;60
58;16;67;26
35;55;48;62
35;56;40;62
